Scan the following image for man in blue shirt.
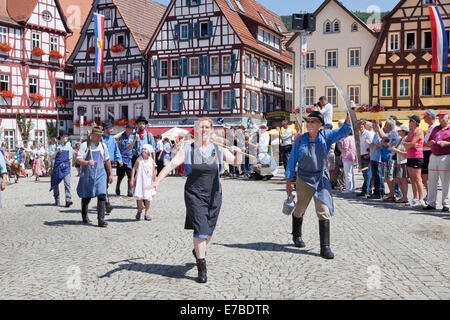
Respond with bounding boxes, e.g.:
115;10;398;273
102;121;123;213
129;116;156;166
366;121;384;199
377;120;399;201
115;123;134;197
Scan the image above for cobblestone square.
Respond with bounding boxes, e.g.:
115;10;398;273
0;171;449;300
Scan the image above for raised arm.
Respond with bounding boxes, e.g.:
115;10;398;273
147;148;186;190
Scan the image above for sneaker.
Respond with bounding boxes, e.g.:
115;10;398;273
404;199;416;207
442;207;449;212
144;215;152;221
412;200;426;209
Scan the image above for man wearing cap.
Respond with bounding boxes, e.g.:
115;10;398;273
424;110;450;212
102;121;122;213
285;110;352;259
76;127;114;227
129;116;156;167
421;110;439;197
116;123;135;197
49;130;74;207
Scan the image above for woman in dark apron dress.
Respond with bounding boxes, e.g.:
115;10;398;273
76;127;114;227
148;118;240;283
285;111;352;259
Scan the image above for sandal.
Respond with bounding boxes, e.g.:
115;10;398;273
383;196;396;202
395;199;409;203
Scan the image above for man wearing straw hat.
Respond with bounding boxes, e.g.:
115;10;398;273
285;111;352;259
76;126;114;227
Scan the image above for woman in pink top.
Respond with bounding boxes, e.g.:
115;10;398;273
404;115;425;208
340;132;356;193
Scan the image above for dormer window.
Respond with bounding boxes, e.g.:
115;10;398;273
235;0;245;13
275;24;283;33
258;11;268;25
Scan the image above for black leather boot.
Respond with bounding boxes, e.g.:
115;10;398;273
81;200;91;224
319;220;334;259
292;216;306;248
97;200;108;228
196;258;207;283
127;177;133;197
105;202;112;215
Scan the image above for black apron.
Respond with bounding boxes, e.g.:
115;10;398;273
184;143;222;236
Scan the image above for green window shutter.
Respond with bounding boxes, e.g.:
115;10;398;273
199;56;204;75
231;54;236;74
189;23;193;40
153;60;159;79
203;90;209;111
194;22;199;39
186;0;191;7
231;89;236;109
260;93;263;113
208;21;213;38
204;55;209;75
154;93;159;112
174;24;179;40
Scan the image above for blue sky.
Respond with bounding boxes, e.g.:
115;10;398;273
153;0;397;15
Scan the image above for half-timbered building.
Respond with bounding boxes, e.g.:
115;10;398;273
366;0;450;110
145;0;293;130
0;0;73;150
68;0;166;138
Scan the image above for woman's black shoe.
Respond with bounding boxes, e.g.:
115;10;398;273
423;205;436;211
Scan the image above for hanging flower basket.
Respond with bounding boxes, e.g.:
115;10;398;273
1;90;15;99
114;119;127;126
49;50;64;59
112;80;126;89
127;80;140;88
111;44;125;53
56;96;69;106
31;47;45;57
88;46;96;54
30;93;44;102
101;82;112;89
0;42;12;52
73;83;86;91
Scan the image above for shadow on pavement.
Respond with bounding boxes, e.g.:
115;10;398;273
99;261;196;281
213;242;321;257
25;203;55;207
43;220;97;227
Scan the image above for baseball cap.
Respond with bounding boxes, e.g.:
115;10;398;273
437;110;449;116
303;111;325;125
408;115;421;124
421;109;436;118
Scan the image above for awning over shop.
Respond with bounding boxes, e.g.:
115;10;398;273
147;127;172;136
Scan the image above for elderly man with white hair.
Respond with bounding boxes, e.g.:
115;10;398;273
358;120;375;197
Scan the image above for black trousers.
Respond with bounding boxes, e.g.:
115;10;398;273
117;164;132;180
156;151;163;175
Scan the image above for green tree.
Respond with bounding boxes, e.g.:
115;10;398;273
46;122;58;141
16;114;34;144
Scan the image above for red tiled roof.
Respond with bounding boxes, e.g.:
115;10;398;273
113;0;166;51
216;0;292;65
0;0;20;26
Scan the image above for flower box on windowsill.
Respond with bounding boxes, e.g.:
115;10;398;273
73;83;86;91
1;90;15;99
49;50;64;60
102;82;112;89
110;44;125;53
31;47;45;58
112;81;126;89
114;119;127;126
127;80;140;88
87;46;96;54
56;96;69;106
29;93;44;107
0;42;12;53
86;82;101;89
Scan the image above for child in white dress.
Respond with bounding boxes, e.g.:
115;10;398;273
130;144;156;221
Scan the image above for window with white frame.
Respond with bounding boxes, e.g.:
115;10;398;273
244;55;250;75
421;76;432;96
180;24;189;40
32;33;40;48
133;68;141;81
222;91;232;110
211;91;220;110
190;57;199;75
305;88;315;106
381;78;392;98
349;49;360;67
406;32;416;50
171;60;179;77
444;76;450;95
35;130;45;146
50;36;58;51
0;74;9;91
56;80;64;97
4;130;14;150
171;93;179;111
210;56;219;75
0;27;7;43
349;86;360;105
118;68;127;82
106;106;115;121
306;52;315;69
105;69;112;83
326;50;337;67
78;71;86;83
104;8;111;20
160;60;168;77
65;82;73;100
327;87;337;105
135;104;143;118
160;93;169;111
29;77;38;94
399;78;410;97
222;55;231;74
324;21;331;33
42;11;51;22
93;105;101;122
389;33;399;51
333;20;340;33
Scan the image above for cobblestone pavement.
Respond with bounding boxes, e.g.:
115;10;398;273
0;169;449;300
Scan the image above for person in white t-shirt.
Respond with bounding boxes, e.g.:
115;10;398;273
357;120;375;196
318;96;333;127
